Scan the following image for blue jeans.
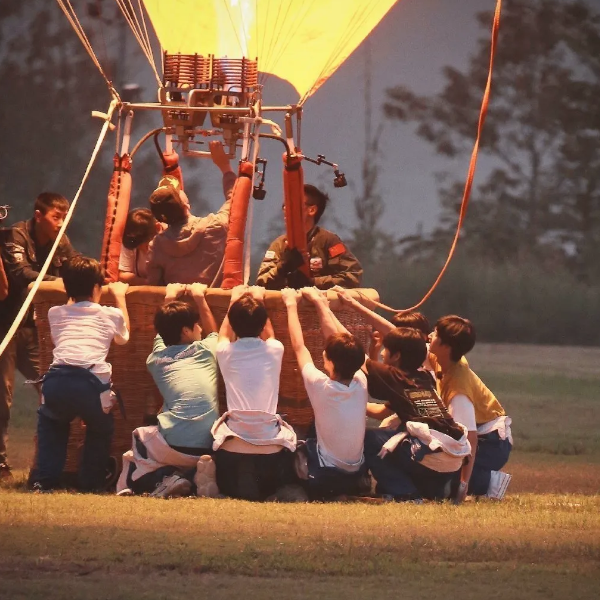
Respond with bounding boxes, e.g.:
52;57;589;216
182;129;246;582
300;438;366;500
35;366;114;491
455;430;512;496
364;428;456;501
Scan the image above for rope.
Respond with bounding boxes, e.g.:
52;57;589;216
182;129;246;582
114;0;162;87
366;0;503;316
55;0;117;95
0;99;119;359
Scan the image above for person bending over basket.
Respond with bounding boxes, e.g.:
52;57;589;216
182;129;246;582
118;208;163;285
146;141;235;287
282;286;368;500
212;285;298;501
428;316;513;502
334;288;471;503
117;283;221;499
31;256;129;492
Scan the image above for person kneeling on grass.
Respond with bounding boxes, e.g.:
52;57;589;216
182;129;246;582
282;287;368;500
116;283;220;499
212;285;297;501
335;288;471;503
32;257;130;492
428;316;513;502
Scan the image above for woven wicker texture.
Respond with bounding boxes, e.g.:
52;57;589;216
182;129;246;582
33;284;378;475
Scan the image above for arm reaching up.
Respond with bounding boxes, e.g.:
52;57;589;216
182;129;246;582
300;286;342;341
248;285;274;340
282;287;312;370
333;286;395;337
189;283;217;336
218;284;247;343
108;281;130;343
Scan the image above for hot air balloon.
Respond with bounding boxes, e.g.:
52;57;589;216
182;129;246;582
1;1;501;485
56;0;400;285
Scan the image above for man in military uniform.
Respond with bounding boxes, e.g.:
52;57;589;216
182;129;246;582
256;185;362;290
0;192;77;478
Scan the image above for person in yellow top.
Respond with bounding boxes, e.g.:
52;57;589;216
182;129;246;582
428;315;512;503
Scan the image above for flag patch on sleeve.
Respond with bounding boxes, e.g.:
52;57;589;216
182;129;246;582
328;243;346;258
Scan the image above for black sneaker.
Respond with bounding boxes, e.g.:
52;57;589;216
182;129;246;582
0;463;13;480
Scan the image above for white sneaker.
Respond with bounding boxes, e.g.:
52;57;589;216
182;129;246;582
194;455;220;498
486;470;512;500
150;474;192;499
116;488;133;497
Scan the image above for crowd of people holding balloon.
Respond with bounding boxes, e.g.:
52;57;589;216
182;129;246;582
0;141;512;503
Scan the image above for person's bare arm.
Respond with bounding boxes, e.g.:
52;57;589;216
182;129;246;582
118;271;147;285
366;402;394;420
455;432;479;504
247;285;275;340
301;286;348;340
333;286;395;337
282;287;313;370
189;283;217;335
219;284;247;342
108;281;130;336
210;140;234;176
369;330;383;361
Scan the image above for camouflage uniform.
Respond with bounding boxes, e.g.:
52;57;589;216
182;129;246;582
255;226;363;290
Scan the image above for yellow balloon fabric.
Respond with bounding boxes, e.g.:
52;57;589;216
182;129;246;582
141;0;398;104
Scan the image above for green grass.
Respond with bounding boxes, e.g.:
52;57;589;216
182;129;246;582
2;343;600;599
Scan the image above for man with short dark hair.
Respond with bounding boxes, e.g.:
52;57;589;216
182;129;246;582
283;286;368;500
119;283;222;499
32;256;129;491
118;208;161;285
212;285;297;501
428;315;513;502
146;141;235;286
0;192;77;478
255;184;363;290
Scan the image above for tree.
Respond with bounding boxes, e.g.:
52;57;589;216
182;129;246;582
0;1;209;256
384;0;600;278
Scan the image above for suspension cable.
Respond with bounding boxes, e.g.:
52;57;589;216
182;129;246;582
365;0;503;315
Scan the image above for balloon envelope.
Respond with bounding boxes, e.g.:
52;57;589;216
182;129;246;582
141;0;399;104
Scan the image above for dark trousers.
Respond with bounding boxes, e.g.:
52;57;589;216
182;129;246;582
0;327;39;464
35;368;114;491
301;438;365;500
214;448;293;501
453;430;512;496
364;428;455;501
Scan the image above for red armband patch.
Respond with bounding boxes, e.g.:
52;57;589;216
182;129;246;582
328;242;346;258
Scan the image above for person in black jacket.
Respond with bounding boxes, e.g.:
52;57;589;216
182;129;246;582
255;185;363;290
0;192;77;478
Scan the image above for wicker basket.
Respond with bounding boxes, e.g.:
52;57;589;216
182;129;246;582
32;284;378;477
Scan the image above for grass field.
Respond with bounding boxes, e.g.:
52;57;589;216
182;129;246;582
2;343;600;599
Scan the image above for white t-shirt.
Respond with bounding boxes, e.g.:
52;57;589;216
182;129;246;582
119;246;149;278
48;301;129;383
302;363;368;471
216;337;284;413
448;394;477;432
